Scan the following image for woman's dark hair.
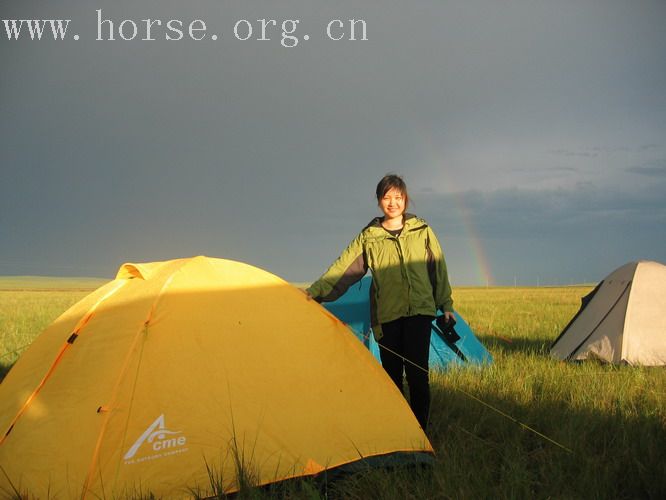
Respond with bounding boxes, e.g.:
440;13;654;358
376;174;409;208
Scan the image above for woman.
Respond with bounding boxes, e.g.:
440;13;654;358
306;174;454;430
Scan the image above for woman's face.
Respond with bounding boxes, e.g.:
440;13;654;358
379;188;406;219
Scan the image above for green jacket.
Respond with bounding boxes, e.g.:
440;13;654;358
307;214;453;339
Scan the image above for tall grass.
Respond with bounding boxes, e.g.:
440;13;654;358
329;287;666;499
1;285;664;498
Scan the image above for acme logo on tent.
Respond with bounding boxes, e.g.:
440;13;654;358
123;414;187;460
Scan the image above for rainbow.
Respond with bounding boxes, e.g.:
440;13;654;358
450;190;494;286
412;131;494;286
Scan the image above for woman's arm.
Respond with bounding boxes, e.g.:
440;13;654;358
306;232;368;303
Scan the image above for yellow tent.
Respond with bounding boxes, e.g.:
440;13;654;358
0;256;432;498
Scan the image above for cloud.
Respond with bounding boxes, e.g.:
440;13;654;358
591;145;662;154
626;160;666;178
415;183;666;285
548;144;663;159
418;182;666;241
549;149;598;158
511;166;578;173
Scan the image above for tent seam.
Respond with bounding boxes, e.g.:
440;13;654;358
81;267;181;499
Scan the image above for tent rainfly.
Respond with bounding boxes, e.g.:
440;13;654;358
0;256;433;499
550;261;666;366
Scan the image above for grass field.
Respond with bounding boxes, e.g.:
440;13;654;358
0;276;109;291
1;281;664;498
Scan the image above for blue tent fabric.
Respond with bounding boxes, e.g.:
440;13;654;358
323;277;492;369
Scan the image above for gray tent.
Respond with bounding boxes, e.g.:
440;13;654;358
551;261;666;366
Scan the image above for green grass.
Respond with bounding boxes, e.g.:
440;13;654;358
0;276;108;376
0;275;109;290
1;283;664;498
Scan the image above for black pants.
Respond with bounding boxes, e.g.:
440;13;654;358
378;315;433;430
